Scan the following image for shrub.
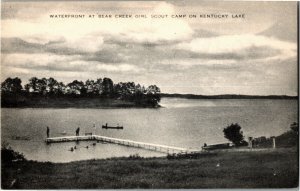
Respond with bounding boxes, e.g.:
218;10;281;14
1;143;26;165
223;123;247;146
128;153;142;160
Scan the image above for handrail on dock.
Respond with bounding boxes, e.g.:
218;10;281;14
45;135;191;154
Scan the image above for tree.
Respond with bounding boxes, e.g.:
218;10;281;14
115;82;136;98
85;79;95;95
102;77;114;97
25;77;47;94
1;77;22;93
145;85;161;106
26;77;38;92
55;82;66;95
146;85;160;94
94;78;103;95
46;77;59;95
37;78;47;95
66;80;85;95
290;122;298;133
223;123;247;146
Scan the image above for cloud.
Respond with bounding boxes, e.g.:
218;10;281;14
177;34;296;61
96;63;141;72
2;53;82;71
2;15;193;55
259;22;297;42
47;35;104;53
2;37;128;64
2;38;43;54
2;3;193;48
2;53;142;74
2;37;85;55
13;35;104;53
0;5;207;60
161;59;238;69
3;35;104;54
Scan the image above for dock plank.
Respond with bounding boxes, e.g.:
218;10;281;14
46;135;191;154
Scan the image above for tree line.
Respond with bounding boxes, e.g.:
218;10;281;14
1;77;161;107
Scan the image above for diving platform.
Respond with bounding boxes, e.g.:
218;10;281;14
45;135;191;154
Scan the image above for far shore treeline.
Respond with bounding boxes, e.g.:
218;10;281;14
1;77;297;108
1;77;161;108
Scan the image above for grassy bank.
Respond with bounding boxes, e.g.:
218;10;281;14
2;148;298;189
1;96;159;108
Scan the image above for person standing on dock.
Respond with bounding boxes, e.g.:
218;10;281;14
93;123;96;135
46;126;50;138
76;127;80;136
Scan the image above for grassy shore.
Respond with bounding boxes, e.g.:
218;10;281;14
2;148;298;189
1;96;159;108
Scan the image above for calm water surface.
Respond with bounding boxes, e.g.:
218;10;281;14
1;98;298;163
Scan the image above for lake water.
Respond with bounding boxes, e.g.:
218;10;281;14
1;98;298;163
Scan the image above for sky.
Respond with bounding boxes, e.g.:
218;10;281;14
1;1;298;95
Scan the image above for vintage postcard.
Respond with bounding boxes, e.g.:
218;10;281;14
1;0;298;189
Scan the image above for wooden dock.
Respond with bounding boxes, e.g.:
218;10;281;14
45;135;190;154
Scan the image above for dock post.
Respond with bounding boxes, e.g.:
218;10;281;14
271;136;276;148
248;137;253;149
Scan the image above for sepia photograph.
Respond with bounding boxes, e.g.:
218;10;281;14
1;0;299;189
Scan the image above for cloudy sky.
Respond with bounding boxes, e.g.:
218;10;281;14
1;1;298;95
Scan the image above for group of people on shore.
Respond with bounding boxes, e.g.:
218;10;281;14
46;127;80;138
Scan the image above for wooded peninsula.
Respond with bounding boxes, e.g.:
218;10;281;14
1;77;161;108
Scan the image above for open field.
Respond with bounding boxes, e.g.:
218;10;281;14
2;148;298;189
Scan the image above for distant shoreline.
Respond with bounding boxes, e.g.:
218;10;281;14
1;93;297;109
160;93;298;100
